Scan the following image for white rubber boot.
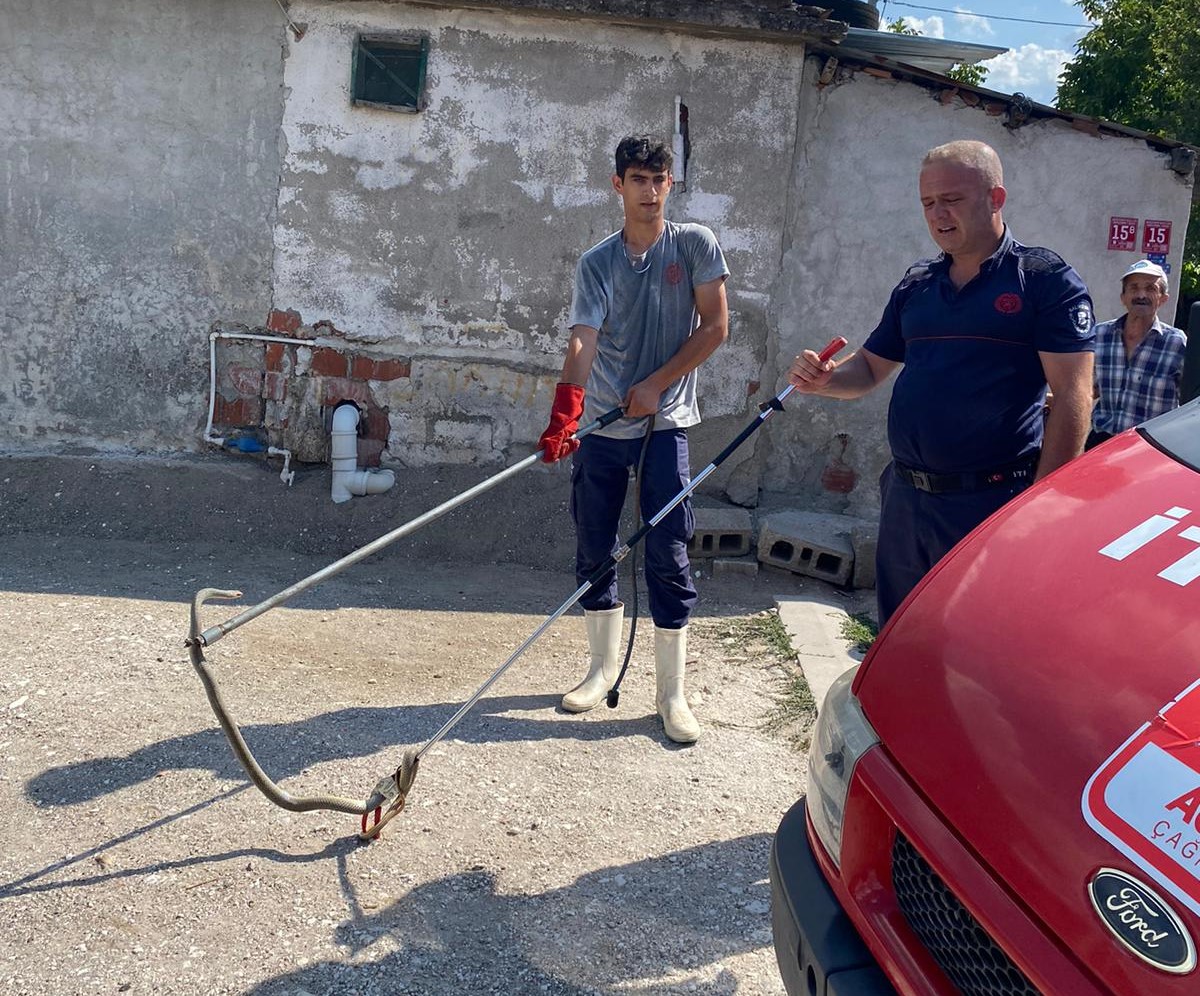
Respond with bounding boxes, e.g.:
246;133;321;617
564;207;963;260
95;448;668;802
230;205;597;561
655;625;700;744
562;604;624;713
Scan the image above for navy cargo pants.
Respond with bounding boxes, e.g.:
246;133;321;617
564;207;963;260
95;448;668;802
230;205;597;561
571;429;697;630
875;462;1029;626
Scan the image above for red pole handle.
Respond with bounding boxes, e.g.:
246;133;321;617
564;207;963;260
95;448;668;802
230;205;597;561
816;336;849;365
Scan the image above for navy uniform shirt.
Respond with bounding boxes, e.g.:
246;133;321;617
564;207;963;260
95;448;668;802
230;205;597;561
864;228;1094;475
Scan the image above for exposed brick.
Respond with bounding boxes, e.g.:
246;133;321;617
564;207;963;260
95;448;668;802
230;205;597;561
821;463;858;494
262;371;287;403
265;343;286;371
358;437;385;468
364;407;391;441
228;365;263;397
747;380;760;396
351;356;412;381
373;358;411;381
312;319;344;337
322;377;372;407
267;308;303;334
310;347;347;377
939;88;957;105
214;396;263;427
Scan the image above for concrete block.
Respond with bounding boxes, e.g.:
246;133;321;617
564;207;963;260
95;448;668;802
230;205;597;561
757;510;855;586
713;558;758;580
688;506;753;559
850;523;878;590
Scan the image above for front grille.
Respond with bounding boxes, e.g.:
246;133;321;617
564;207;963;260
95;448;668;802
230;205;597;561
892;833;1041;996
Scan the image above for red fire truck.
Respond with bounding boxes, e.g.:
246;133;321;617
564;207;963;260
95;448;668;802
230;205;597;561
771;400;1200;994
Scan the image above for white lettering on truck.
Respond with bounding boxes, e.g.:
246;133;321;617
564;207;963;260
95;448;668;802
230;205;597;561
1099;508;1200;586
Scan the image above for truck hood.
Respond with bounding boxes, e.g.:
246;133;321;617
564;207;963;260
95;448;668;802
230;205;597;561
856;427;1200;974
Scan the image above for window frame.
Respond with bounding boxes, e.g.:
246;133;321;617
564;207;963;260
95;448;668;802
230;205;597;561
350;32;430;113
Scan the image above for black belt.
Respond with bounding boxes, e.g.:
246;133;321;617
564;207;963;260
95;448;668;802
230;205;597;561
892;458;1037;494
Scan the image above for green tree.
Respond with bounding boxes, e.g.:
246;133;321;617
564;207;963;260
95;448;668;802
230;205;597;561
885;17;990;89
886;17;920;36
944;62;988;88
1057;0;1200;309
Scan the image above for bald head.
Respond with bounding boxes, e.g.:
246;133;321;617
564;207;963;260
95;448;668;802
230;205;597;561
922;140;1004;189
919;140;1007;265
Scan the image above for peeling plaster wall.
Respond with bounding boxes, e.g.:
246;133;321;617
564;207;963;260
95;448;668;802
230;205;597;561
0;0;284;452
6;0;1193;528
767;59;1195;516
273;1;804;468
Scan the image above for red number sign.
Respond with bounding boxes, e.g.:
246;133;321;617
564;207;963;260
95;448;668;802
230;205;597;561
1108;217;1138;251
1143;220;1172;255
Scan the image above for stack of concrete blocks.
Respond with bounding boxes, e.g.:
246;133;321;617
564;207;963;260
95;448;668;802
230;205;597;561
688;507;757;580
688;506;878;589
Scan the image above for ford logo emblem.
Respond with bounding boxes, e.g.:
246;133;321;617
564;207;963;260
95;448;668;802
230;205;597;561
1088;869;1196;973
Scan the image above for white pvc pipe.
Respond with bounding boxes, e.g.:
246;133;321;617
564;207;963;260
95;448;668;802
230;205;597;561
330;403;395;504
204;329;312;483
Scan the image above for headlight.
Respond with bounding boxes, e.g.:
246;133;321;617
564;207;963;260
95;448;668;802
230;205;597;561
807;666;879;868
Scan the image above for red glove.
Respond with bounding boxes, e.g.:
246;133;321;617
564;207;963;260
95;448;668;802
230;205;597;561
539;383;585;463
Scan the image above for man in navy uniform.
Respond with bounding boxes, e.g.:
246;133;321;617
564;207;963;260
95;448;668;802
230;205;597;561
789;139;1094;625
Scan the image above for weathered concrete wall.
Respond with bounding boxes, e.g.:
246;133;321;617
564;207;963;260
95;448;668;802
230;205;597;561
766;57;1196;517
270;1;805;471
0;0;284;452
5;0;1193;543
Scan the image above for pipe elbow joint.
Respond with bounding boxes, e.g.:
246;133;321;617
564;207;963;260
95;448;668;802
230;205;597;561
329;404;395;503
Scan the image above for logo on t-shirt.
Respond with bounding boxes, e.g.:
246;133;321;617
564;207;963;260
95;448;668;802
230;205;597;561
994;292;1023;315
665;262;685;286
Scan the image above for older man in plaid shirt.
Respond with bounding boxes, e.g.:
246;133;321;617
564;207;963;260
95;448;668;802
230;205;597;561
1087;259;1188;450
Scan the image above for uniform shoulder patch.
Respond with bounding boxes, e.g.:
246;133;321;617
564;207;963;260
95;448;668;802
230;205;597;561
1072;300;1094;333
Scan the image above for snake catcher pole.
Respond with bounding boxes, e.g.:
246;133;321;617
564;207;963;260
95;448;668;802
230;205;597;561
185;406;624;838
412;336;850;759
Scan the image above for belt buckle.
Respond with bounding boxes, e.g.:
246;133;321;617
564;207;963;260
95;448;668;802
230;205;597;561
910;469;933;492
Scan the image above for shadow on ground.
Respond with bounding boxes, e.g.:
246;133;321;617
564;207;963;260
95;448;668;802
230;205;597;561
249;833;773;996
25;694;688;811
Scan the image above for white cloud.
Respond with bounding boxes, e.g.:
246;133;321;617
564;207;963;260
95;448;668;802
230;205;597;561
896;15;944;38
980;44;1073;101
952;7;995;40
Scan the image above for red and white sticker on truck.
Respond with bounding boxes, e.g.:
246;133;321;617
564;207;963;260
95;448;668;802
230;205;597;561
1084;678;1200;918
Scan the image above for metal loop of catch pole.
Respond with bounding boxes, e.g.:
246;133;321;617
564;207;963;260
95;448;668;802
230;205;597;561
182;409;622;837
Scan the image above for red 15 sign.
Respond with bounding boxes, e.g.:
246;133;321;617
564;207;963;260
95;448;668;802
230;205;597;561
1143;220;1172;255
1109;216;1138;251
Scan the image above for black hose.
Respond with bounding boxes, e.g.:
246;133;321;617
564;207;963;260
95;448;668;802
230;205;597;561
607;416;655;708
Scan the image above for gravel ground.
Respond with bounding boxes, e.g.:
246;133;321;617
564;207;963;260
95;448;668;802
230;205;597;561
0;530;843;996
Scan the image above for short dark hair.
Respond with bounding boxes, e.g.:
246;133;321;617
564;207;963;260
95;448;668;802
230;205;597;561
614;135;673;179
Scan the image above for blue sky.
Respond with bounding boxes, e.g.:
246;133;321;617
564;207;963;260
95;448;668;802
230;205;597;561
874;0;1095;106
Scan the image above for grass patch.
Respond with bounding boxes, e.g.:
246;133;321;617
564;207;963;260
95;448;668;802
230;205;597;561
762;670;817;750
840;612;878;654
705;609;794;658
719;609;819;751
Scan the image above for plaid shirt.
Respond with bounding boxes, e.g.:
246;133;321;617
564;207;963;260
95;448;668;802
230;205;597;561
1092;315;1188;434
